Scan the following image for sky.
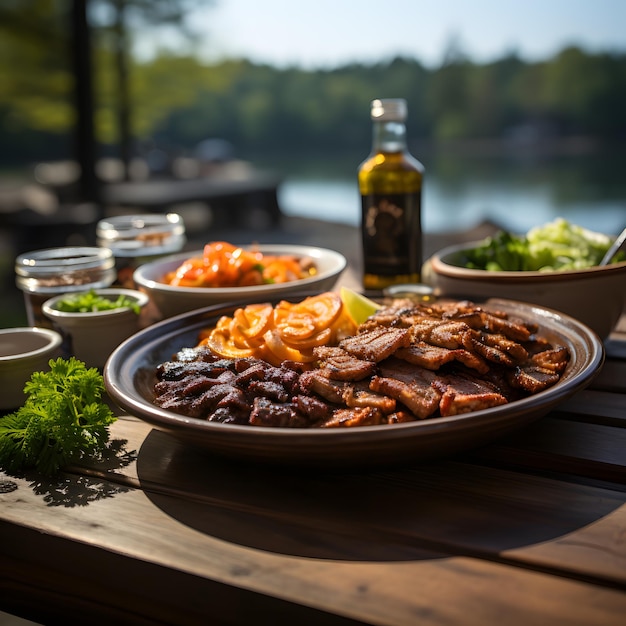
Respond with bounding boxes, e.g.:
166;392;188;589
139;0;626;68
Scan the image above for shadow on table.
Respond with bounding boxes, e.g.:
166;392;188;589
136;429;622;562
4;438;137;508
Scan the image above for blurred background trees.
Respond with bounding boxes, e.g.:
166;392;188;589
1;0;625;174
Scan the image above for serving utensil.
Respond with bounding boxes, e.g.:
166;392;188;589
600;226;626;266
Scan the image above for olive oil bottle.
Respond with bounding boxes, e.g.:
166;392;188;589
358;98;424;290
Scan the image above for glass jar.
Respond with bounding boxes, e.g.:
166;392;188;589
96;213;186;288
15;247;117;328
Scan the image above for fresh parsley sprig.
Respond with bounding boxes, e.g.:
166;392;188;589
0;357;117;475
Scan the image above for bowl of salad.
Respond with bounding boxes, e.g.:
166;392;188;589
132;242;347;320
424;219;626;339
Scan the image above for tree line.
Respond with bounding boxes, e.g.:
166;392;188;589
1;2;625;169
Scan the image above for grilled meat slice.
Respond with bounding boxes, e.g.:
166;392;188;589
300;370;396;414
462;331;523;367
249;397;309;428
313;346;377;380
156;358;235;381
507;366;561;394
432;300;536;342
359;303;438;330
396;341;490;374
373;358;442;419
320;406;386;428
387;411;417;424
478;312;534;342
432;372;509;416
155;375;251;420
476;331;528;361
418;320;471;349
506;346;570;394
342;382;397;413
339;326;411;362
294;394;333;423
531;346;570;373
300;369;345;403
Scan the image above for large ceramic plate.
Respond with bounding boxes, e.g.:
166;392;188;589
104;297;604;467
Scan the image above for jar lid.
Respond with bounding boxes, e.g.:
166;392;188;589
96;213;186;257
15;247;116;293
15;247;115;278
371;99;407;122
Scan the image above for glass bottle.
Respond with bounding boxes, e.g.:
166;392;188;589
358;98;424;290
15;247;116;328
96;213;186;288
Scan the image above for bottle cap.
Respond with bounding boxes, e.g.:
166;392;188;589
370;99;407;121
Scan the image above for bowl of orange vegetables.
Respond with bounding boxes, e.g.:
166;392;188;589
133;242;347;319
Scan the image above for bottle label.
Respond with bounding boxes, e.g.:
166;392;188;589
361;192;422;276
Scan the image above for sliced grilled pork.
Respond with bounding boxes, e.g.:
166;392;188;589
313;346;377;380
373;358;442;419
432;372;509;416
339;326;411;362
320;406;386;428
396;341;490;374
300;370;397;414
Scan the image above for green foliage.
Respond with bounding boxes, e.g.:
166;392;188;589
0;358;117;476
1;1;625;165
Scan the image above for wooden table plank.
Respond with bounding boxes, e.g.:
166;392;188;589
589;359;626;393
558;389;626;424
473;415;626;478
7;414;623;586
2;465;626;626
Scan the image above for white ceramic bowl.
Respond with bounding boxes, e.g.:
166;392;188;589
42;288;149;369
424;240;626;339
0;327;63;410
133;244;347;319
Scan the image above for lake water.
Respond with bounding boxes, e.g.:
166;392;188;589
272;148;626;236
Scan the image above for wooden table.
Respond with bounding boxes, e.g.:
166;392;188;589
1;266;625;625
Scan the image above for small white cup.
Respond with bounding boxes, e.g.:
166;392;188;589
42;288;149;369
0;327;63;410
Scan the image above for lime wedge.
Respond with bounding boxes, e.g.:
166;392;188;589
340;287;382;325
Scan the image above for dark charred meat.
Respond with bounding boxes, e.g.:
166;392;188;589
155;353;329;427
152;299;570;428
249;398;309;428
